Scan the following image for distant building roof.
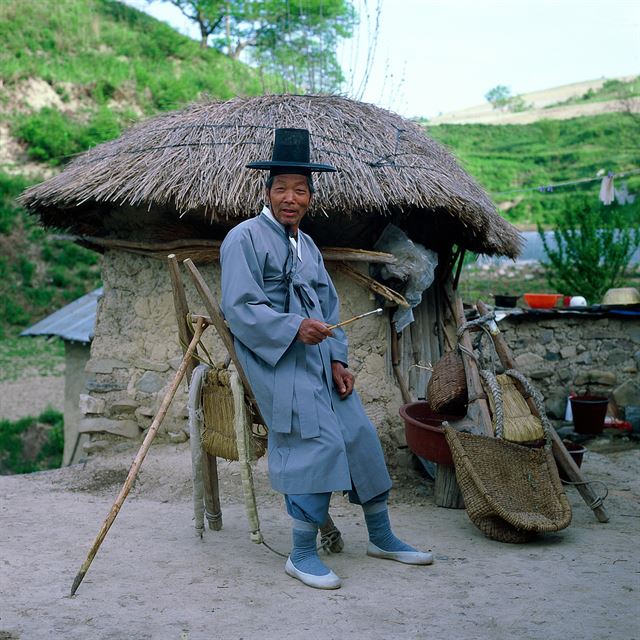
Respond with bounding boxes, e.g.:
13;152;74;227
20;288;102;344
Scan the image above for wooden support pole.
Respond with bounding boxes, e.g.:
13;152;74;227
70;319;207;596
182;258;264;424
434;464;465;509
453;295;493;436
390;316;413;405
476;299;609;523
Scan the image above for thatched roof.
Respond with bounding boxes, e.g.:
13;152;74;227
21;94;522;257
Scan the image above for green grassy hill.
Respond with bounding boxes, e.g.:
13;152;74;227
0;0;267;338
427;113;640;227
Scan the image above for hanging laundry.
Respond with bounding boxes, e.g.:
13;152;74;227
614;181;636;205
599;173;615;205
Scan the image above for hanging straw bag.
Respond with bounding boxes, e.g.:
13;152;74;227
427;349;468;415
201;367;267;461
445;428;571;542
444;370;571;543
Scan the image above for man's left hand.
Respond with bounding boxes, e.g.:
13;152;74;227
332;361;354;399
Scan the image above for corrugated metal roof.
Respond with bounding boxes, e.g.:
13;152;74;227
20;287;102;344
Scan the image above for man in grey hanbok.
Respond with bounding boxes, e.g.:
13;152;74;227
220;128;433;590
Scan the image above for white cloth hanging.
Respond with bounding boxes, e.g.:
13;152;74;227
599;175;615;205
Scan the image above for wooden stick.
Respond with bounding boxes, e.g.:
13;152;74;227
453;295;493;436
182;258;264;425
390;317;413;405
167;254;196;381
79;236;395;264
476;299;610;523
69;318;207;596
327;308;382;330
335;261;410;308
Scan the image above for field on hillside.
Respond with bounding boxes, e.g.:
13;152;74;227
427;113;640;226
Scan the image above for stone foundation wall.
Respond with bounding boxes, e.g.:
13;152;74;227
79;251;404;458
500;314;640;425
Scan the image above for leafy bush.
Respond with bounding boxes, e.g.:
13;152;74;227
13;107;122;165
0;172;33;234
0;408;64;474
539;201;640;303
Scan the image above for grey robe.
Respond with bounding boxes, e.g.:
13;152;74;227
220;210;391;502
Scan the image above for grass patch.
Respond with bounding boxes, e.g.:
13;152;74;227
0;171;102;339
0;336;64;382
0;407;64;474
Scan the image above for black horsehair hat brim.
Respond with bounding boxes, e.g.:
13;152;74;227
246;160;337;173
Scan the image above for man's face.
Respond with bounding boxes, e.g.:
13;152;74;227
266;174;312;232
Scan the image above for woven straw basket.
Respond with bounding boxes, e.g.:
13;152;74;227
427;349;468;415
201;368;267;461
444;426;572;543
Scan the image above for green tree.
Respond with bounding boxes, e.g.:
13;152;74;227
158;0;356;92
539;199;640;304
485;85;511;110
164;1;226;49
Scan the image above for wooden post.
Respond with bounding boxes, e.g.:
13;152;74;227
476;299;609;523
434;465;465;509
167;255;223;531
390;316;413;405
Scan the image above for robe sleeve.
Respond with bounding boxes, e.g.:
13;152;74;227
220;226;304;367
315;251;349;367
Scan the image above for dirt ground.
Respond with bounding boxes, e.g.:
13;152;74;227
1;434;639;640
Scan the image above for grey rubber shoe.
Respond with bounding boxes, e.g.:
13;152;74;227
366;542;434;565
285;557;342;589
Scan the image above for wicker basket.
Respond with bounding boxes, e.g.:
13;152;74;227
427;349;468;415
444;426;572;543
201;368;267;461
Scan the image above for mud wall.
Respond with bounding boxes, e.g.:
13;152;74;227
78;251;405;458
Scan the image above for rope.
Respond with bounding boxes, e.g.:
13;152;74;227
260;533;344;559
479;370;503;437
559;479;609;510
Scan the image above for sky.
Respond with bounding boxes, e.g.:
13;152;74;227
124;0;640;118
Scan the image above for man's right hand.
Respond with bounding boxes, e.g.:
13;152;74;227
297;319;333;345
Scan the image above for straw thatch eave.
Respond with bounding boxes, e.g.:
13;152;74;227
21;94;522;258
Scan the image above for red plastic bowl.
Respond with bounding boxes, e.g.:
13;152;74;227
524;293;562;309
399;402;462;466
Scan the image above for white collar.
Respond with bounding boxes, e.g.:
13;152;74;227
261;206;302;261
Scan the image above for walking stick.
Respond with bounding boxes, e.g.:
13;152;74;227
70;317;208;596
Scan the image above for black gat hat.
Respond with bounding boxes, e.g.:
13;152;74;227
246;128;337;175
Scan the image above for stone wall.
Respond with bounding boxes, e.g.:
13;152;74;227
78;251;405;458
499;313;640;426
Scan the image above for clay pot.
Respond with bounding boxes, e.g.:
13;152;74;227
559;441;587;481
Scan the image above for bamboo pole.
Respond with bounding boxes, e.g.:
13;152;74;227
69;318;208;596
476;299;609;523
